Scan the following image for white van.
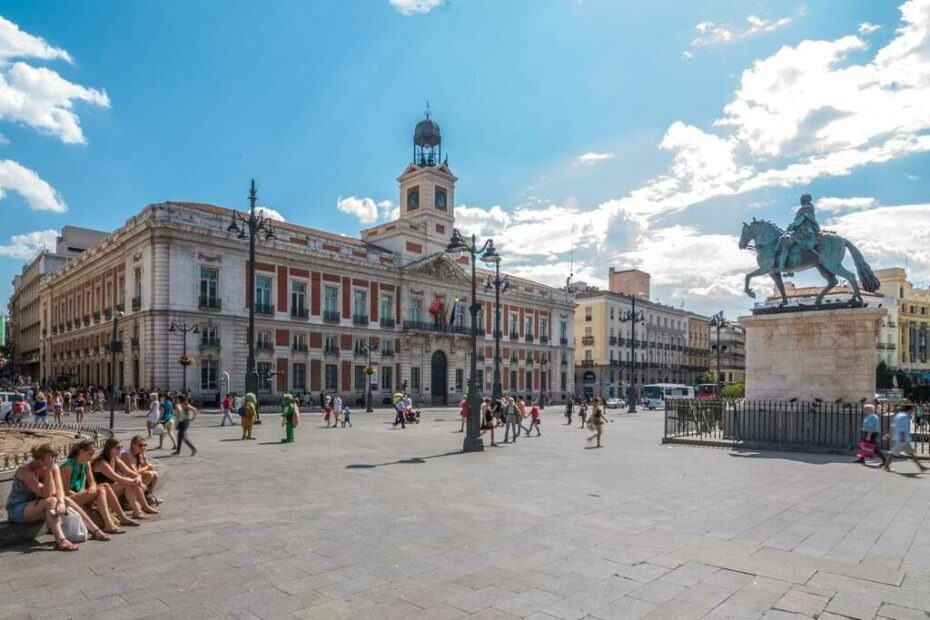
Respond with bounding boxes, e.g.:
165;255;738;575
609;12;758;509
642;384;694;410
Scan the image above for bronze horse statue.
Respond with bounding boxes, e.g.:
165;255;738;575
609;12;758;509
739;219;880;305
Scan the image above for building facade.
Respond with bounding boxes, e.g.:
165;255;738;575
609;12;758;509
711;323;746;384
876;268;930;382
7;227;107;380
35;115;575;405
573;269;712;399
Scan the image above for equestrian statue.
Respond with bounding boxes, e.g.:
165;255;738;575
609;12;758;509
739;194;880;306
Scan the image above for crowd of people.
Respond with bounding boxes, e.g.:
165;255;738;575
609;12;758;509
3;385;193;426
858;402;929;473
5;437;161;552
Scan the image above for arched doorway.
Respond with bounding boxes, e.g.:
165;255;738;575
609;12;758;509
431;350;448;406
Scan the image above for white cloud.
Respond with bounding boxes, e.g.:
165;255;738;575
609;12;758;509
0;159;66;212
905;173;921;181
858;22;881;34
682;51;694;60
336;196;395;225
454;205;510;238
255;206;284;222
575;152;615;165
815;196;877;213
389;0;443;15
0;228;57;259
691;14;792;48
0;16;72;65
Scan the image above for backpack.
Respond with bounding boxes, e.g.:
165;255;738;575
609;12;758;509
237;405;246;417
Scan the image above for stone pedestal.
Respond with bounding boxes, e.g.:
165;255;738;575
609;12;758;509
739;307;886;403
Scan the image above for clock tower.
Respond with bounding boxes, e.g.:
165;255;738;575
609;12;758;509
361;108;458;258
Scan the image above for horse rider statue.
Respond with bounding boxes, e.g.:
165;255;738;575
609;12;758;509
777;194;820;275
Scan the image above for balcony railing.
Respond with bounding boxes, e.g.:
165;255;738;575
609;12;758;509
526;334;535;343
292;343;309;353
509;332;519;341
256;341;273;351
255;303;275;316
352;314;369;325
510;354;519;363
581;360;595;367
131;337;140;349
540;336;549;344
353;347;368;358
323;311;341;323
199;296;222;310
201;337;221;348
291;307;309;319
380;317;396;328
93;311;100;323
104;308;112;320
83;315;90;326
609;336;618;345
116;303;125;313
132;296;142;311
560;338;568;346
324;345;339;356
381;349;394;357
66;320;73;330
582;336;594;345
402;320;468;335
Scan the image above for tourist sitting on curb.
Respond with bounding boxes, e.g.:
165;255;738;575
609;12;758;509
884;404;928;473
241;393;257;439
92;438;158;520
5;443;113;551
120;436;161;505
61;440;137;533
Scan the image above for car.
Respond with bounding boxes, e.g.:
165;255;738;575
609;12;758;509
605;398;624;409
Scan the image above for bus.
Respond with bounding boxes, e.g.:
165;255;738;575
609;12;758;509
696;383;719;400
642;384;694;410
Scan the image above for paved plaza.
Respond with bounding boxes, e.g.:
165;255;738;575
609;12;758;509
3;406;930;619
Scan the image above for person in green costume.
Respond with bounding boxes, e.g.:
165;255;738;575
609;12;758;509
280;393;299;443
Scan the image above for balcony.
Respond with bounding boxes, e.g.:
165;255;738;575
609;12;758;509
323;311;341;323
116;303;125;313
255;303;275;316
132;296;142;311
509;332;519;341
526;357;534;366
291;306;309;319
66;320;73;330
199;296;222;310
323;345;339;356
380;317;396;328
581;360;595;367
93;311;100;323
104;308;113;320
560;338;568;346
381;348;394;358
510;354;519;363
83;315;90;326
526;334;535;344
540;336;549;344
585;315;592;321
609;336;618;345
353;347;368;358
51;326;58;335
582;336;594;345
256;341;273;352
292;343;309;353
200;337;221;349
402;320;468;335
131;337;140;349
352;314;369;326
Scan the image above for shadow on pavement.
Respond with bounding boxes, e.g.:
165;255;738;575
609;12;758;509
346;450;461;469
728;450;859;465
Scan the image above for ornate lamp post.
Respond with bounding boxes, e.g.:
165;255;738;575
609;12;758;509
540;356;549;410
620;296;645;413
710;311;730;398
226;180;276;394
108;310;124;431
169;320;199;393
446;229;496;453
483;248;508;401
359;340;374;413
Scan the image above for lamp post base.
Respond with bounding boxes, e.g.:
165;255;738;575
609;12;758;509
628;404;638;413
463;435;485;453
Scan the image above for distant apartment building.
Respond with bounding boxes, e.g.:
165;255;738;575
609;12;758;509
876;268;930;383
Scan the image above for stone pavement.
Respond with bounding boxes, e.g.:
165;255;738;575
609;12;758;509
2;406;930;619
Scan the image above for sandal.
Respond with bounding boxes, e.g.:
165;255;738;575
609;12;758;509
121;517;140;527
131;512;150;520
55;538;79;552
143;507;159;515
103;527;125;535
91;529;112;541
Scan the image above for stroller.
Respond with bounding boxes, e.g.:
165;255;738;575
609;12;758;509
405;407;421;424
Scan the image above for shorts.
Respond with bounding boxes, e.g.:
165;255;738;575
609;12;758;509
889;441;915;457
6;501;29;523
163;419;175;433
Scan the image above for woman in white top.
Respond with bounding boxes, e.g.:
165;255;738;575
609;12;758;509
146;393;160;438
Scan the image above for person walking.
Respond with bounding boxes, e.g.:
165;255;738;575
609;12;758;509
527;398;541;436
33;392;49;425
73;392;86;426
63;389;71;415
173;395;197;456
565;398;574;425
481;398;497;446
579;399;589;429
323;395;333;428
220;393;235;427
393;397;406;429
280;393;299;443
503;397;519;443
332;395;343;429
156;395;178;451
516;396;526;437
884;404;927;473
587;397;607;448
857;404;884;464
145;393;160;438
458;395;468;432
52;391;63;424
520;396;538;436
241;393;257;440
342;406;352;428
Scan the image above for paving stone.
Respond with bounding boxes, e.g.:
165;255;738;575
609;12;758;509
447;585;514;614
492;587;564;617
877;603;930;620
825;591;884;619
773;588;830;616
590;596;657;620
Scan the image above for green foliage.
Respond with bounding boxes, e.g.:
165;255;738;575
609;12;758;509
876;361;894;390
721;382;745;398
694;370;716;386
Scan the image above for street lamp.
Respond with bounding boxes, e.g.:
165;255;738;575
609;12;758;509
446;228;496;453
359;339;374;413
540;356;549;410
620;296;645;413
710;311;730;398
226;179;277;395
169;320;199;393
483;245;508;402
108;310;124;431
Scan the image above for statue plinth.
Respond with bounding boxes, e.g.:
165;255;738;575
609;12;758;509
739;306;886;403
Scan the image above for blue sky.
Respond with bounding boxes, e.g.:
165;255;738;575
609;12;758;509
1;0;928;318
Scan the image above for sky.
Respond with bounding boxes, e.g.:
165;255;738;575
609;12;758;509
0;0;928;319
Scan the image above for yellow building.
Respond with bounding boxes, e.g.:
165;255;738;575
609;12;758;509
876;268;930;381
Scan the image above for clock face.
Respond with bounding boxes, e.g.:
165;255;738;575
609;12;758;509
435;187;447;210
407;187;419;210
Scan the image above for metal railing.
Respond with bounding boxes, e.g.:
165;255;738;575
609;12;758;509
402;320;468;335
380;317;396;328
200;337;221;348
323;311;341;323
663;399;930;454
352;314;369;325
291;307;309;319
255;303;275;315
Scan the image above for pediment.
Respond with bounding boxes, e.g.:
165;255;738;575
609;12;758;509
404;253;469;281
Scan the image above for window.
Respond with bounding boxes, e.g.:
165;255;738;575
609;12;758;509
411;298;422;322
560;371;567;391
381;366;393;391
381;294;393;320
134;268;142;298
610;307;615;320
256;276;272;308
105;282;112;309
324;364;338;392
291;282;306;314
201;325;218;345
257;331;272;348
257;361;272;392
584;307;592;320
476;308;484;332
585;350;592;361
118;276;126;306
200;268;218;304
584;327;592;337
324;335;338;351
411;367;421;391
353;290;367;319
509;370;517;390
324;286;339;313
292;363;306;391
525;371;533;392
292;332;307;349
524;316;533;337
509;313;518;334
541;318;548;339
455;369;464;392
355;366;367;391
560;321;567;340
199;359;218;390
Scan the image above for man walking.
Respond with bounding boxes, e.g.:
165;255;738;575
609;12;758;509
884;404;927;473
857;404;883;464
565;398;573;425
503;397;519;443
393;397;406;429
332;395;343;429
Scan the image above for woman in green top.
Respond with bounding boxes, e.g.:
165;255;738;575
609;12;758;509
60;440;136;534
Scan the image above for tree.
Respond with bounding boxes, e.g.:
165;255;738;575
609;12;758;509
721;382;745;398
694;370;716;386
876;361;894;390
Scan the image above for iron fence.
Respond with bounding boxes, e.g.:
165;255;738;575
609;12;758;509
663;399;930;454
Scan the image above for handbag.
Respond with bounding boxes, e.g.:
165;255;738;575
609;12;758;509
152;424;165;437
61;507;89;543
